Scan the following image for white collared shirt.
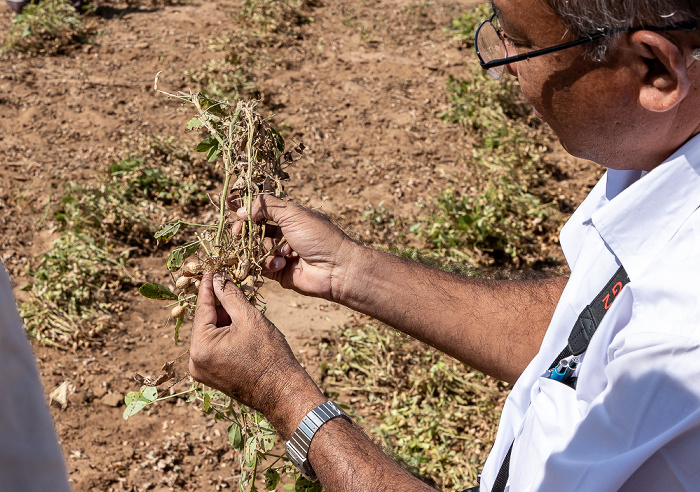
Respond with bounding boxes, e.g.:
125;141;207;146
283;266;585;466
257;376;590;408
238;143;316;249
480;133;700;492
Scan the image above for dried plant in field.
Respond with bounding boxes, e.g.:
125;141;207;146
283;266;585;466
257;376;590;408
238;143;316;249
126;76;315;492
139;74;303;323
2;0;90;56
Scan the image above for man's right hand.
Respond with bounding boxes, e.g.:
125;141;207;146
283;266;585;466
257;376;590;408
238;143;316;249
234;194;565;384
234;194;360;303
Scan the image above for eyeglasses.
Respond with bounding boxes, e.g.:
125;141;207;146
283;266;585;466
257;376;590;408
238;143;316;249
475;13;697;79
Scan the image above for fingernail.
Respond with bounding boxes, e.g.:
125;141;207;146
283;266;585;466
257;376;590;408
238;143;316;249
271;257;285;269
237;207;247;217
213;273;223;285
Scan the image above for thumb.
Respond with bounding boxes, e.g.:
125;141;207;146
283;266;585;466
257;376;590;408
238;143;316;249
212;274;252;322
248;194;299;226
193;273;218;329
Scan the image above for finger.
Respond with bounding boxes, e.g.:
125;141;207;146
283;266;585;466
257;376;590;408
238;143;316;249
212;274;252;322
193;273;219;330
242;194;301;226
231;220;243;237
263;255;287;272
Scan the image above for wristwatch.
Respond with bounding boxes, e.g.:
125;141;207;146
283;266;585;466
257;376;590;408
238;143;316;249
284;401;351;481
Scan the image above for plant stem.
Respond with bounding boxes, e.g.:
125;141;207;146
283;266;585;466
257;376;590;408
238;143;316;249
179;221;218;228
215;108;241;254
215;170;233;254
154;387;196;402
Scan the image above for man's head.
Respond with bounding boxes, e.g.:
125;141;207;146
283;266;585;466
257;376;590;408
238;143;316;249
489;0;700;171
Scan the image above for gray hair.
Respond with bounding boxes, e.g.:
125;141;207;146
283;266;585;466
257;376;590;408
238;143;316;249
541;0;699;60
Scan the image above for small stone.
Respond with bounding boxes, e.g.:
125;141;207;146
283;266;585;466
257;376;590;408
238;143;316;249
101;393;123;407
93;385;107;399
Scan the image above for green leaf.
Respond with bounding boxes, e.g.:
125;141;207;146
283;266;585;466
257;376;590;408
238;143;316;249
206;144;221;162
228;422;244;450
259;419;276;451
239;470;250;492
265;468;280;490
166;241;200;272
196;135;217;153
187;117;203;130
203;392;211;413
269;128;285;157
142;386;158;400
138;283;178;301
123;386;158;420
154;220;183;243
244;436;258;468
294;476;323;492
124;391;137;407
174;314;183;343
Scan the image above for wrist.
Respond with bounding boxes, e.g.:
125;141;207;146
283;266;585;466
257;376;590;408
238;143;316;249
330;240;378;306
262;365;327;440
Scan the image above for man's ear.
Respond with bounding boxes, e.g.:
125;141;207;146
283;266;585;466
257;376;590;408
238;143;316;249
627;30;690;112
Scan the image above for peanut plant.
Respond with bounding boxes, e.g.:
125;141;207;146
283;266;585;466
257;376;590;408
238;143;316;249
125;76;315;491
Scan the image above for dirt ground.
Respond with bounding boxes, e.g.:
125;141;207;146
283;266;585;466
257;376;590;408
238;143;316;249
0;0;604;490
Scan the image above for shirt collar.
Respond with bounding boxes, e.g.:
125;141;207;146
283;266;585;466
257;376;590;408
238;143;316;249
591;133;700;280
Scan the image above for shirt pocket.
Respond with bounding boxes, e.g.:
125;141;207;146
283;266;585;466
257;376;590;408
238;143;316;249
507;375;583;492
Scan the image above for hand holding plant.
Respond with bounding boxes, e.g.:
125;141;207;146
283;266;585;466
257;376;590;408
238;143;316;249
189;273;327;437
125;75;323;491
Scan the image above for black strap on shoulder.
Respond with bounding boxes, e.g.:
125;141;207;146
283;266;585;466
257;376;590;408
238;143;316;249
490;265;629;492
548;266;630;369
491;442;513;492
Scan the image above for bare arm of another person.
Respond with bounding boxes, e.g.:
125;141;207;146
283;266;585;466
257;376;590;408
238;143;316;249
240;195;566;383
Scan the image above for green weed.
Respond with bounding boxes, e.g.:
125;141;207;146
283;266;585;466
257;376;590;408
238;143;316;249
21;142;211;345
237;0;314;37
419;56;561;266
54;156;209;246
445;3;491;47
20;232;132;348
441;65;552;189
185;60;258;102
2;0;89;56
321;323;506;489
412;183;556;264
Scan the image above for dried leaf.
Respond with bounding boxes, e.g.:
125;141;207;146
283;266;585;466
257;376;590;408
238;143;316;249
49;380;69;410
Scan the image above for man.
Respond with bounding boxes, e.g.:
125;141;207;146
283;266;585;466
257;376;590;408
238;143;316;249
189;0;700;490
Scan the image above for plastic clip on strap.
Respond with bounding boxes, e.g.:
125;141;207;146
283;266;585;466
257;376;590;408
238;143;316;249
490;265;629;492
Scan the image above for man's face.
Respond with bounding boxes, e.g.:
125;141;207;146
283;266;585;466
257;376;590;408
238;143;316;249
493;0;644;168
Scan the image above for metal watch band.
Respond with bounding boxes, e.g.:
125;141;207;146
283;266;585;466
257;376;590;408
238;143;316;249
284;401;351;481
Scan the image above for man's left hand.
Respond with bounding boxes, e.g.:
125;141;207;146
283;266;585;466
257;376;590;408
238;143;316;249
189;273;326;437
